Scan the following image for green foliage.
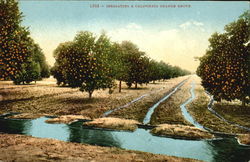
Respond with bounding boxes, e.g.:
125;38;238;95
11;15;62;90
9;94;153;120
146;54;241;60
13;60;41;85
197;11;250;105
119;41;150;88
0;0;31;80
52;31;115;98
12;40;50;84
0;0;49;84
53;31;190;96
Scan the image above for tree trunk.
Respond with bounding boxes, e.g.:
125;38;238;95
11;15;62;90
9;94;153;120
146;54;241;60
135;82;137;89
119;80;122;93
242;96;246;107
153;80;155;84
242;99;246;107
88;91;93;98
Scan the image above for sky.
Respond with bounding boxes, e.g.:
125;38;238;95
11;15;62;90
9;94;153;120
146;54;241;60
19;1;249;72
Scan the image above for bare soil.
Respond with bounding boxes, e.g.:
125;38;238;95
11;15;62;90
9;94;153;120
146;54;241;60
0;133;201;162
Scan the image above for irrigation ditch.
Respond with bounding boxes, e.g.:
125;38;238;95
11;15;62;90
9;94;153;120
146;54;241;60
0;78;250;162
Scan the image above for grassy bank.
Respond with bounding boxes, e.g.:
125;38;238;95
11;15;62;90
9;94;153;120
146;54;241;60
213;101;250;128
151;124;214;140
150;79;193;126
186;76;249;134
107;76;189;123
84;117;139;131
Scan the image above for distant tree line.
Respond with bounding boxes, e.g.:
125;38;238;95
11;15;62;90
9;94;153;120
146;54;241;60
51;31;190;98
0;0;50;84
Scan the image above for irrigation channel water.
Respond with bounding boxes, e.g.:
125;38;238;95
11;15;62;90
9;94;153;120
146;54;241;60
180;81;205;129
1;81;250;162
0;117;250;162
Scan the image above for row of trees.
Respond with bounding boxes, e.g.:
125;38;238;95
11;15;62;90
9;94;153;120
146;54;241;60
197;12;250;106
52;31;190;98
1;0;189;97
0;0;50;84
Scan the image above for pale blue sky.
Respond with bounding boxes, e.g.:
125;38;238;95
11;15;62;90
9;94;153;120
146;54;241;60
19;1;249;72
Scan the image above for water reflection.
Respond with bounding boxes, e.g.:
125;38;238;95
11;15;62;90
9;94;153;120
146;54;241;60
0;117;249;162
0;118;32;134
68;122;121;147
206;138;250;162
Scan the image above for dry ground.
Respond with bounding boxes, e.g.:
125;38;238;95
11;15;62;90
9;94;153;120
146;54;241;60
0;76;188;118
0;133;201;162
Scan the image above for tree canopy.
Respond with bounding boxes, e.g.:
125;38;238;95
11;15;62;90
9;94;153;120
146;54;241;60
52;31;115;98
197;11;250;105
0;0;50;84
52;31;190;98
0;0;31;80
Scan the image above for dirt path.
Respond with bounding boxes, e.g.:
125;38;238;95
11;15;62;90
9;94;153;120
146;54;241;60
0;133;201;162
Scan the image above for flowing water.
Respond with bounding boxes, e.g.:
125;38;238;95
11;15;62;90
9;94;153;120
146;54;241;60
143;80;187;124
0;117;250;162
180;81;205;129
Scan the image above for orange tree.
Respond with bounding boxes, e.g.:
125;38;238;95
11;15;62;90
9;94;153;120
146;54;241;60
52;31;115;98
120;41;150;89
13;41;50;84
0;0;31;80
197;12;250;105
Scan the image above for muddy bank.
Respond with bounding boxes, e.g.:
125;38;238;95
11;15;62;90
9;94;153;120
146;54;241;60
84;117;139;131
7;113;49;120
45;115;91;124
151;124;214;140
0;134;201;162
237;134;250;145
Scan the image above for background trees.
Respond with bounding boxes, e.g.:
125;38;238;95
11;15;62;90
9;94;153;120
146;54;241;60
13;41;50;84
52;31;190;98
197;12;250;105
